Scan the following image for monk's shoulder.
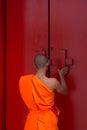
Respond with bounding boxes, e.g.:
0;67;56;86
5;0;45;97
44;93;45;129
48;77;57;83
19;74;34;82
48;77;60;87
45;77;57;91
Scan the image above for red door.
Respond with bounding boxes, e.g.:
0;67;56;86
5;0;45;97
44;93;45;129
50;0;87;130
0;0;4;129
6;0;48;130
6;0;87;130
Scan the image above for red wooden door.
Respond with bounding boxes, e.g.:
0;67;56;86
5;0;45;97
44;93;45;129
50;0;87;130
0;0;4;129
6;0;48;130
6;0;87;130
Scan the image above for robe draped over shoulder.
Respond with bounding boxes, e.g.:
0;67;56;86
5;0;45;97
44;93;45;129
19;74;60;130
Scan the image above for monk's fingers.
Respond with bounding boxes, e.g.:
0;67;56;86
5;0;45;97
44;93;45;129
63;66;69;74
60;66;68;75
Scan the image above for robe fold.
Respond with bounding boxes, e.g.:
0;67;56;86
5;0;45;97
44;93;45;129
19;74;60;130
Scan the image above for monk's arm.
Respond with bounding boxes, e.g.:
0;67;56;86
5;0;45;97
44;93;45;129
55;67;68;95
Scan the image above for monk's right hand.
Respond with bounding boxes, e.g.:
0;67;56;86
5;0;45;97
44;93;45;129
57;66;68;76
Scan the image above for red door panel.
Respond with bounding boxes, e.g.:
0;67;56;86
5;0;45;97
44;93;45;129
0;0;4;129
6;0;48;130
6;0;87;130
50;0;87;130
6;1;25;129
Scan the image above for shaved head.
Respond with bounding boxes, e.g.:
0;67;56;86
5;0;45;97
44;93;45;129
34;54;49;69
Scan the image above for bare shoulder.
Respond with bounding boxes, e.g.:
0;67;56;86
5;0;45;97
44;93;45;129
48;77;59;84
46;77;60;91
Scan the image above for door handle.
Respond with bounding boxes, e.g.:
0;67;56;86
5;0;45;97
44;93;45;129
65;57;74;67
65;49;74;67
51;49;74;68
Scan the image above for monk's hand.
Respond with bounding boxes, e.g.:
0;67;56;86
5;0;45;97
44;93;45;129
57;66;69;76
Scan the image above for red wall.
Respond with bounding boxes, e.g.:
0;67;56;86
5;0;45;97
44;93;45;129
0;0;4;129
0;0;87;130
6;0;25;129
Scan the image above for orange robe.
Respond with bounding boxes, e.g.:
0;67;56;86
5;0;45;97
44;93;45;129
19;74;60;130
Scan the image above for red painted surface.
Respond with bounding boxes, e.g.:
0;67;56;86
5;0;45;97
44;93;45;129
6;0;87;130
6;0;48;130
6;0;25;130
0;0;4;129
50;0;87;130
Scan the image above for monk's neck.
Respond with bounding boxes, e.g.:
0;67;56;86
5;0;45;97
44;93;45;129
36;69;47;77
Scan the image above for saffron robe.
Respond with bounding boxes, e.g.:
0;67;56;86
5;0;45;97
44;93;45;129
19;74;60;130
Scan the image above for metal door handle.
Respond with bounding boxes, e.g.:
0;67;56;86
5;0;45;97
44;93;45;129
51;49;74;68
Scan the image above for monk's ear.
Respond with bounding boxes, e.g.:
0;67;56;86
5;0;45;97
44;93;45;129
46;60;50;66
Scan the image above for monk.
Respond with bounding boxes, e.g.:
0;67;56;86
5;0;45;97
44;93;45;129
19;54;68;130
